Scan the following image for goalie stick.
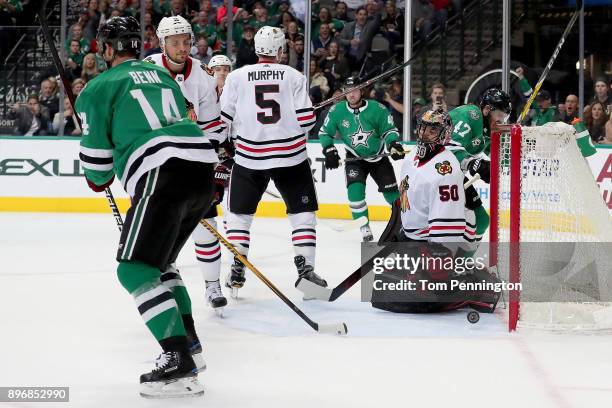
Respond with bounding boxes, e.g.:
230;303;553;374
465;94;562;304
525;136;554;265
296;175;482;301
199;219;348;335
517;1;582;124
36;0;124;231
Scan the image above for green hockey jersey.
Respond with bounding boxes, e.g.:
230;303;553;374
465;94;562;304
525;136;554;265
77;59;217;197
318;100;400;160
448;104;489;168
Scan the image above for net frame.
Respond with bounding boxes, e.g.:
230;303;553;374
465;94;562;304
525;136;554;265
490;123;612;332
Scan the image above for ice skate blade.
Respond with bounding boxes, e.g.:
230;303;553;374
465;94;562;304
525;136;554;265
230;287;240;299
192;352;207;372
213;307;225;318
140;376;204;399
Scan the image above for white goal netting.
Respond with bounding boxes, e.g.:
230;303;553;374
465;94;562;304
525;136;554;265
496;122;612;331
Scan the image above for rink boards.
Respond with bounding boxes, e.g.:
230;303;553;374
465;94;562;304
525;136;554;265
0;136;611;220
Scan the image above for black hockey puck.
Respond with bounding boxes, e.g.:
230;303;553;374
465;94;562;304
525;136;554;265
467;311;480;324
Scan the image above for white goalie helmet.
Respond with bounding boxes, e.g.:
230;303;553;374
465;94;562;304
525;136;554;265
156;16;194;47
208;55;232;70
254;26;286;58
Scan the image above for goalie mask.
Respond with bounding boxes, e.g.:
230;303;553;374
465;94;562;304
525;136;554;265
416;109;451;159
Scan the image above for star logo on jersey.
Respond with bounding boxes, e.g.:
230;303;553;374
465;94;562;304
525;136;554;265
435;161;453;175
472;138;482;147
399;176;410;212
342;120;350;128
470;110;480;120
350;124;373;148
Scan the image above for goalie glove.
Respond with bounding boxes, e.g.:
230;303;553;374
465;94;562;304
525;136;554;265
323;145;340;170
467;158;490;184
388;140;405;161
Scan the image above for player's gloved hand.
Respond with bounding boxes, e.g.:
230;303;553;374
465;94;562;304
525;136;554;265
467;158;491;184
86;176;114;193
388;141;405;161
323;146;340;170
212;162;231;205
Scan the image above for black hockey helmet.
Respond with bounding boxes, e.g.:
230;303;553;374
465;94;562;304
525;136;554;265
479;88;512;114
97;16;142;58
341;76;358;91
416;109;452;159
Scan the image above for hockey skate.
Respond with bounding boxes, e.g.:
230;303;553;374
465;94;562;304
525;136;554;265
186;334;206;372
360;224;374;242
294;255;328;300
225;257;246;299
205;280;227;317
140;351;204;399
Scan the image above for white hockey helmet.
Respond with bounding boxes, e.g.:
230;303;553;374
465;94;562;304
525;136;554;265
254;26;286;58
156;16;194;47
208;55;232;70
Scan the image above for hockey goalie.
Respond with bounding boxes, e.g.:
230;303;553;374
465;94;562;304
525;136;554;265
370;109;500;314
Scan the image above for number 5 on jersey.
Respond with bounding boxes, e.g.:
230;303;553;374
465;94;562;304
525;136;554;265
255;84;280;124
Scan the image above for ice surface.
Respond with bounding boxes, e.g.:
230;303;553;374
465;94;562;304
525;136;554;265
1;213;612;407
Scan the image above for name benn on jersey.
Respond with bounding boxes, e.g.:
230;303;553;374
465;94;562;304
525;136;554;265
247;70;286;81
129;70;162;85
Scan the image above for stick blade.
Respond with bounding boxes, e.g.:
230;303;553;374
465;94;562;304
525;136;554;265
317;322;348;336
295;277;333;301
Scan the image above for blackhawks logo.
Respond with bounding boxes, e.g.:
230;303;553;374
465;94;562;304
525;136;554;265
185;100;197;122
201;63;214;76
435;161;453;175
399;176;410;212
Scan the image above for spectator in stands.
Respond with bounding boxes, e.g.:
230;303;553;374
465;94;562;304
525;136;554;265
383;76;404;133
412;0;434;41
236;25;257;68
216;0;238;25
66;23;90;54
144;31;161;57
411;96;427;138
319;41;350;89
338;6;381;71
9;94;51;136
81;53;100;82
170;0;189;19
289;35;305;73
252;6;272;30
200;0;217;25
585;101;607;143
286;20;301;46
84;1;101;40
431;0;451;31
335;1;350;23
312;23;332;59
72;78;86;97
424;82;448;112
144;0;162;25
516;67;559;125
52;97;81;136
312;6;343;39
559;94;579;124
591;78;612;108
382;1;404;52
192;36;212;64
365;0;379;19
310;59;330;103
39;78;59;120
0;0;22;59
66;40;85;80
193;10;217;43
280;10;296;31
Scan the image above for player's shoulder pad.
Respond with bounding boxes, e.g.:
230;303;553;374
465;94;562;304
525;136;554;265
201;63;214;76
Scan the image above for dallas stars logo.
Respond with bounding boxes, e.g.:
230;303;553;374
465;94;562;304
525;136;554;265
350;124;373;148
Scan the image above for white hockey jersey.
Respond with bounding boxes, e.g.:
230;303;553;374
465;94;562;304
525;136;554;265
144;53;226;142
219;62;316;170
399;147;475;243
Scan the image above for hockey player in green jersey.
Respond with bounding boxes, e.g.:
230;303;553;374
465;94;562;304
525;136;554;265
319;77;404;242
448;88;512;241
77;17;217;398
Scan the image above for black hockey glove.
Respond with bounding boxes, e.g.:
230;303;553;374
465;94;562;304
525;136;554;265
212;161;231;205
464;177;483;210
323;146;341;170
467;158;491;184
388;141;405;161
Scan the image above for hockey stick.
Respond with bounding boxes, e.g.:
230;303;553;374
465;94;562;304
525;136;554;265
36;0;124;231
517;1;582;124
313;52;423;111
199;219;348;335
342;148;409;163
296;175;483;301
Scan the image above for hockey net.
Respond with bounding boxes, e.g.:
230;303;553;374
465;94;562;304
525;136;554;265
490;122;612;332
